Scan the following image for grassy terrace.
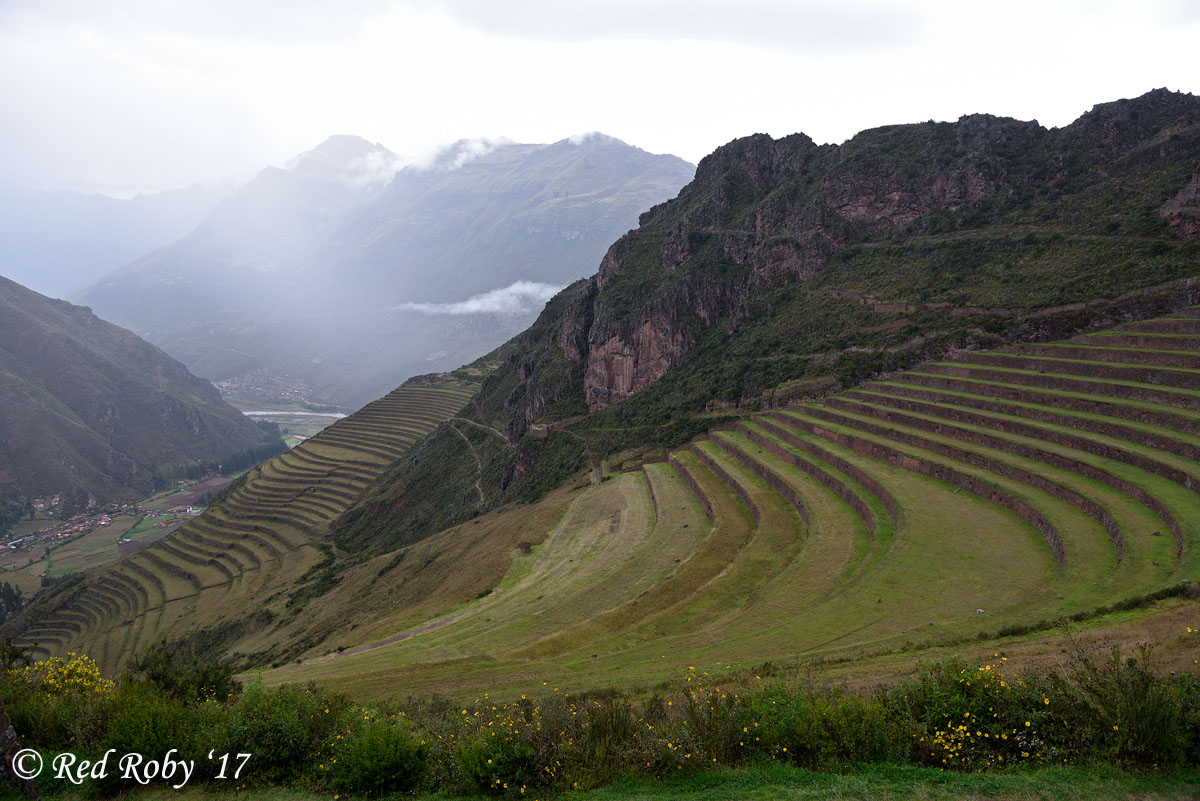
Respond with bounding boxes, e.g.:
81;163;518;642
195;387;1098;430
256;308;1200;701
13;381;476;674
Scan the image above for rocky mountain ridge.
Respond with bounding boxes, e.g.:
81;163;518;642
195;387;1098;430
565;89;1200;412
336;89;1199;553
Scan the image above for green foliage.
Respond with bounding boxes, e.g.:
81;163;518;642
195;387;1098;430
0;582;26;625
91;681;215;794
780;692;906;768
3;649;1199;798
222;679;353;784
888;657;1049;769
161;436;290;482
1044;643;1192;767
455;733;538;795
128;638;240;704
0;496;29;537
0;635;32;671
325;719;429;796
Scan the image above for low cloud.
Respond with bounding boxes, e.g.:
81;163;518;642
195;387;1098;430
566;131;616;146
393;281;562;315
344;149;409;187
411;137;514;171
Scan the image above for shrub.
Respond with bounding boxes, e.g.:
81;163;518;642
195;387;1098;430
92;682;204;794
325;719;429;796
1044;643;1194;767
128;639;239;704
889;657;1046;769
785;692;906;768
455;733;537;795
222;679;352;784
2;653;116;750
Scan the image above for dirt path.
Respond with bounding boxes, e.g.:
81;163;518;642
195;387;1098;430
445;423;485;505
446;416;511;445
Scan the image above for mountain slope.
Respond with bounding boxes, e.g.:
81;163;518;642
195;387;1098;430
338;89;1200;553
10;90;1200;693
0;275;272;513
5;374;478;672
252;303;1200;699
80;135;695;408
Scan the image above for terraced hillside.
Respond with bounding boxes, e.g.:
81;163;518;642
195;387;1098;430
9;380;475;674
263;308;1200;700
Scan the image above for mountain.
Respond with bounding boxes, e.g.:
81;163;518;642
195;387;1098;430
0;182;229;299
339;88;1200;550
9;90;1200;693
79;134;695;408
0;275;274;514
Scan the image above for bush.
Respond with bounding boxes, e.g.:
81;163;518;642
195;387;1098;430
326;719;428;796
888;656;1047;769
2;653;116;750
786;692;906;768
128;639;239;704
222;679;352;784
455;733;537;796
1044;643;1195;767
92;682;208;794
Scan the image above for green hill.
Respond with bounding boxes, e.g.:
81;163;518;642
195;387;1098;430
0;275;272;516
250;305;1200;700
4;375;477;673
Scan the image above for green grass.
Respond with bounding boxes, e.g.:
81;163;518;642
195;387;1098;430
10;763;1199;801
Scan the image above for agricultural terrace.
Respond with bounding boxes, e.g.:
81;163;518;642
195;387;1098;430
11;380;476;674
263;308;1200;700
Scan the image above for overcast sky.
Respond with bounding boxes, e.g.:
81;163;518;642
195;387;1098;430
0;0;1195;196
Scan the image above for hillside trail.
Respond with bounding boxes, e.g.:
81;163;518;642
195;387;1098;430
447;416;511;445
444;422;485;506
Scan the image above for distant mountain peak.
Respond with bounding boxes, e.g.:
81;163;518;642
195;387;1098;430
561;131;624;147
286;135;407;188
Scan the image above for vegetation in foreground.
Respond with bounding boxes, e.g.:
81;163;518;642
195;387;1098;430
4;633;1199;799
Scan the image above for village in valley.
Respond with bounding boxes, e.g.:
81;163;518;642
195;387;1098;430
0;475;233;593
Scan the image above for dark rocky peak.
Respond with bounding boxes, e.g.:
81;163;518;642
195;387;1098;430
1058;88;1200;162
692;132;822;196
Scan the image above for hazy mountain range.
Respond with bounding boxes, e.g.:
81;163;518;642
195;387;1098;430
0;182;230;300
79;134;695;408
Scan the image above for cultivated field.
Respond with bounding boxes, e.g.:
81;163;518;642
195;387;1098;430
260;308;1200;700
12;380;476;674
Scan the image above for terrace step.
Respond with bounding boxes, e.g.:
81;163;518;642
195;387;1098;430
918;363;1200;411
770;409;1070;570
957;352;1200;391
845;388;1200;556
796;402;1138;562
1075;332;1200;351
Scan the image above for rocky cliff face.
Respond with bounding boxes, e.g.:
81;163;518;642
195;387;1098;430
503;89;1200;412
